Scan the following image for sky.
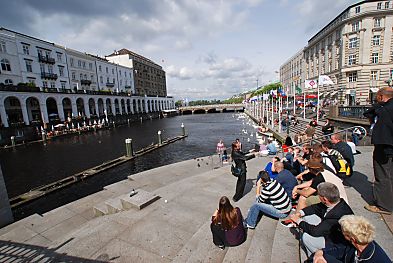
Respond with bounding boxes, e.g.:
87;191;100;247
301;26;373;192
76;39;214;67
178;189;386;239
0;0;359;101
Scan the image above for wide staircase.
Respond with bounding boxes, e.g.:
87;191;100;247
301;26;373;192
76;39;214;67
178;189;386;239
0;148;392;262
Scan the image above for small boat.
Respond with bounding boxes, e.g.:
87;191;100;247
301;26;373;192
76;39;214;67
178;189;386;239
162;109;178;118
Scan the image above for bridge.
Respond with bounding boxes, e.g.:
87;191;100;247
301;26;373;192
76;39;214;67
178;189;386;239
178;103;244;114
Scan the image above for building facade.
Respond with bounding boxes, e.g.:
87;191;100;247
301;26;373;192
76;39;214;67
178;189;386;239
107;49;167;97
0;28;174;128
280;49;304;98
280;0;393;105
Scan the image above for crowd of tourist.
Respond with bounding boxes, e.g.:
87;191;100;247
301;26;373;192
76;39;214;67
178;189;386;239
209;87;393;262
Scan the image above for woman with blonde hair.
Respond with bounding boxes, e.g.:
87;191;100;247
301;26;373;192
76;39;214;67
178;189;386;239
210;196;246;249
311;215;391;262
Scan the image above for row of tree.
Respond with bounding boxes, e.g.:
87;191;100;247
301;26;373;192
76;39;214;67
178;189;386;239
175;82;283;107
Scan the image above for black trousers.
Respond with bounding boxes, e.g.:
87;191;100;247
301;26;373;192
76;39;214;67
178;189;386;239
210;223;226;246
373;151;393;212
233;172;246;201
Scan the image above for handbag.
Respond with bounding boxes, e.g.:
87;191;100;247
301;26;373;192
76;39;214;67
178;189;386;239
231;163;242;177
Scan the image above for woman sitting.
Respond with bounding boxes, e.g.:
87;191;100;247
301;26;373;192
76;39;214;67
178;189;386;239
210;196;246;249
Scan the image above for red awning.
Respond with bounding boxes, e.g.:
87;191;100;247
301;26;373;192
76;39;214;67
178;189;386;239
306;94;317;99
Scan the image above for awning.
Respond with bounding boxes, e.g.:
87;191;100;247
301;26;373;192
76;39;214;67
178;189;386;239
370;88;379;93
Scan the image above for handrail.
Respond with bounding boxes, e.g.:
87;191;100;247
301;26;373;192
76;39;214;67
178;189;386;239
291;125;367;148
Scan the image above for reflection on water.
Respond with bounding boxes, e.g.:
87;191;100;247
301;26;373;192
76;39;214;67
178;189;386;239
0;113;259;219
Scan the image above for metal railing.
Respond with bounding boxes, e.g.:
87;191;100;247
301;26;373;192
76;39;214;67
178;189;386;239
338;106;371;119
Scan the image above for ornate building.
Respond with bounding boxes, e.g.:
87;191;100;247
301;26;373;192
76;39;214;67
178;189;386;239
280;0;393;105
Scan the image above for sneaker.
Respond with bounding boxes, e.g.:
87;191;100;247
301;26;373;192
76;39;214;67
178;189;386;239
245;223;255;229
218;245;225;250
280;219;296;228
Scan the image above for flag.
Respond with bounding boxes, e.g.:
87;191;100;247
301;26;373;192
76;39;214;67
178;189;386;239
305;79;318;89
263;94;269;101
295;86;302;94
318;75;334;85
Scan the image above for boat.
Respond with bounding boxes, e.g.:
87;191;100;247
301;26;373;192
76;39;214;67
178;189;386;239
162;109;179;118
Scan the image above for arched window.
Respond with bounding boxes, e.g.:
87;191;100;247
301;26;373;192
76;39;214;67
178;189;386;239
1;59;11;71
4;79;13;85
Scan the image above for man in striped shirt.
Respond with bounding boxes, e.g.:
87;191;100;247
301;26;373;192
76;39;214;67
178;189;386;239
245;171;291;229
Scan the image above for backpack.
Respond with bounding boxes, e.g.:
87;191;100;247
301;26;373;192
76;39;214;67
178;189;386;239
327;154;351;177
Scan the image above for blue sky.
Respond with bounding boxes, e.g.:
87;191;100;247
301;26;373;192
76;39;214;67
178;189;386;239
0;0;359;101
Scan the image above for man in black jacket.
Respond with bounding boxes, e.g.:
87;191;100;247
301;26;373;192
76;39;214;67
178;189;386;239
364;87;393;215
331;133;354;175
289;182;354;256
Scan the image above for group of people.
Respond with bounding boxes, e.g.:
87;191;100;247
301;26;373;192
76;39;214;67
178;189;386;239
209;87;393;261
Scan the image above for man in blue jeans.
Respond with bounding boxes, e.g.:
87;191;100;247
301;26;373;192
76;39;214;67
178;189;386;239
245;171;291;229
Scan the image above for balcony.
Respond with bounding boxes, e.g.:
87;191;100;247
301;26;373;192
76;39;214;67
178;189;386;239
106;82;115;87
38;54;56;64
81;79;92;85
41;72;58;80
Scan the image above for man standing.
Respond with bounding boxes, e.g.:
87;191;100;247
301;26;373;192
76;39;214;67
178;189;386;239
364;87;393;215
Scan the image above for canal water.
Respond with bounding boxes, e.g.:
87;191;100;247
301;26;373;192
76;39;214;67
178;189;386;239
0;112;259;219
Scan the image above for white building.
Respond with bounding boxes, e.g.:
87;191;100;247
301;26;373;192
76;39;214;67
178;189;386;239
0;28;70;90
65;48;98;92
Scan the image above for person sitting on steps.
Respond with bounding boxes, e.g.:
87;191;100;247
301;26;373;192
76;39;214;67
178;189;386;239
210;196;246;250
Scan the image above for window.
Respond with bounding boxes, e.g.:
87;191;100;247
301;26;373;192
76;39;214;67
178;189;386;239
50;81;55;88
355;6;360;13
124;71;127;77
1;59;11;71
5;79;13;85
348;72;357;82
377;2;382;9
84;74;87;79
78;60;81;68
48;65;53;74
89;63;92;70
352;21;360;32
372;52;379;63
39;63;45;73
371;70;379;80
100;76;103;83
119;70;121;76
99;65;102;71
374;18;382;27
373;35;381;45
0;41;6;53
348;54;356;65
112;78;115;83
349;37;358;48
106;77;109;83
106;67;108;73
37;49;43;57
112;68;114;74
385;1;390;8
28;79;35;85
82;61;86;68
61;81;66;89
70;57;74;67
71;72;76;80
25;60;32;72
80;73;83;80
45;51;51;58
42;81;48;88
23;44;30;55
57;53;62;62
90;74;94;80
58;66;64;77
120;80;122;85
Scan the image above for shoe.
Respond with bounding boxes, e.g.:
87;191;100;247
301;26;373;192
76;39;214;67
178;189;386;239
232;197;238;202
280;219;296;228
245;223;255;229
218;245;225;250
364;204;392;215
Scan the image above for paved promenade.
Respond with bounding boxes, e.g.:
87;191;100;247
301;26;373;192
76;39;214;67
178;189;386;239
0;147;392;262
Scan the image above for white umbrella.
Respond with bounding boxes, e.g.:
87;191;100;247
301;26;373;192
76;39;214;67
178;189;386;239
94;120;97;125
77;123;80;129
51;125;54;131
83;121;86;127
72;123;75;129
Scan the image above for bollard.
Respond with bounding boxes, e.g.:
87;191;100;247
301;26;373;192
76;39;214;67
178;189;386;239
10;136;15;147
127;119;130;126
125;138;133;157
113;121;116;128
140;117;143;123
158;130;162;145
181;123;185;136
